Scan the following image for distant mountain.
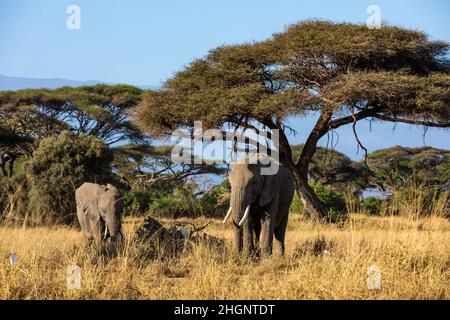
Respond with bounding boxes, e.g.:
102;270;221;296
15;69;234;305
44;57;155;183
0;74;159;91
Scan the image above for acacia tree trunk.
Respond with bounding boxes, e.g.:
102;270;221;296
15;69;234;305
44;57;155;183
292;168;328;221
272;114;331;221
296;110;333;220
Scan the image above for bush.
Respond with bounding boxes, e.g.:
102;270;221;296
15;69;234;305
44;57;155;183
290;182;347;222
148;186;202;218
0;157;32;222
199;180;230;217
26;131;112;225
290;192;305;215
360;197;384;215
123;188;168;216
311;182;347;213
393;185;442;217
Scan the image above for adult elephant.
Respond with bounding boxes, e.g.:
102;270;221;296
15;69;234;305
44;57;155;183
75;183;125;253
223;156;295;257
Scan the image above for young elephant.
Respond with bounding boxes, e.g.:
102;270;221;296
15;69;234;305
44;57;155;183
75;183;125;253
223;157;295;257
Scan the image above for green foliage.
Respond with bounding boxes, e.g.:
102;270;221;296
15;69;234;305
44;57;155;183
290;192;305;215
311;181;347;214
0;156;32;220
123;189;153;216
112;143;156;177
0;84;144;147
360;197;384;215
291;145;367;191
291;182;347;220
366;146;450;192
26;131;112;224
135;21;450;136
133;20;449;220
199;180;230;217
123;188;171;216
393;185;440;217
148;186;202;218
125;180;231;218
0;126;33;146
326;209;348;224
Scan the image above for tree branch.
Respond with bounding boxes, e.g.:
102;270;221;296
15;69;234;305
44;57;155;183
373;114;450;128
329;107;381;129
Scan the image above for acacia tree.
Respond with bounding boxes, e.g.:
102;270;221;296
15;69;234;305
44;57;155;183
134;21;450;220
0;84;144;147
113;144;225;190
0;84;144;176
364;146;450;193
0;85;145;220
0;126;33;177
291;145;367;192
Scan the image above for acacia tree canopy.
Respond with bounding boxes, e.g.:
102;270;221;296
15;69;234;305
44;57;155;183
364;146;450;192
112;144;226;191
134;20;450;220
291;145;367;191
0;84;144;148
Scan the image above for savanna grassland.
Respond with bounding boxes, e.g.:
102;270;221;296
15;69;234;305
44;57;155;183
1;212;449;300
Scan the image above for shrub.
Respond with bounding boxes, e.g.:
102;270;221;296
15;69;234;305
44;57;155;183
199;180;230;217
148;186;202;218
290;192;305;215
26;131;112;225
290;182;347;222
0;157;32;222
123;188;166;216
360;197;384;215
311;182;347;214
393;185;442;217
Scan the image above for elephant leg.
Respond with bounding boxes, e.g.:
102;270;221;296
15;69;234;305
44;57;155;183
253;216;261;255
260;215;274;258
233;226;243;254
242;218;254;256
274;214;289;256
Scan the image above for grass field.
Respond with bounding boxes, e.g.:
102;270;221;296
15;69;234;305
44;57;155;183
0;213;449;300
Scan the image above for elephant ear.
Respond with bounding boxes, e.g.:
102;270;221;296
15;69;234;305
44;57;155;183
259;174;279;207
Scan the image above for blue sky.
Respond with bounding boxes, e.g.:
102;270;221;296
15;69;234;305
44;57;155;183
0;0;449;159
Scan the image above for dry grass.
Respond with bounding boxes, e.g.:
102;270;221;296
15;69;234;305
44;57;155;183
0;213;449;300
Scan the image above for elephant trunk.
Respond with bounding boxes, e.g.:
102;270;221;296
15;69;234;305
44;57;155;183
104;213;124;244
104;214;115;237
230;187;252;253
103;216;125;256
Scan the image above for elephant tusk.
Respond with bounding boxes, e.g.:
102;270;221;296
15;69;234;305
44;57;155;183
223;206;232;224
104;225;108;240
238;205;251;227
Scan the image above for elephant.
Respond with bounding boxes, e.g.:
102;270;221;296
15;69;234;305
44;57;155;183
223;157;295;257
75;183;125;253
